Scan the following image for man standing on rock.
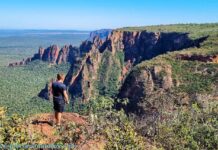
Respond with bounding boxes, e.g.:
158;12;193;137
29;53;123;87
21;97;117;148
52;73;69;126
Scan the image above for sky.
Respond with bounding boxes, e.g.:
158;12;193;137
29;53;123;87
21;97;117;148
0;0;217;30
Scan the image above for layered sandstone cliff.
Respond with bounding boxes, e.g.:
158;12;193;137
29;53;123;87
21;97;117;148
99;30;207;63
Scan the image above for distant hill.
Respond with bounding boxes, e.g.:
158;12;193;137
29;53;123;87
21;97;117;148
88;29;112;40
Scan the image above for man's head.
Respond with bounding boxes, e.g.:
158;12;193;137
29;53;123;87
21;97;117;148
57;73;65;82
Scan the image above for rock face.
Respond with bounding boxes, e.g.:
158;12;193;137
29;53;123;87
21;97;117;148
64;37;104;102
56;45;81;64
41;45;60;62
118;65;174;112
100;31;208;63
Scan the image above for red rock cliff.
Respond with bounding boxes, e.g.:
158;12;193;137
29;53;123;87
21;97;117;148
62;30;207;102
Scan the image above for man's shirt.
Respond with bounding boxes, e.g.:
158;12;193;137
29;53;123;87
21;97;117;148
52;81;67;101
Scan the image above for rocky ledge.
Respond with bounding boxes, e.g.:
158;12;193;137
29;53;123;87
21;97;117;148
176;53;218;63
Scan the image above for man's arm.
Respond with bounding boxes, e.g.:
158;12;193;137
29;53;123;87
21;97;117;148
63;90;69;104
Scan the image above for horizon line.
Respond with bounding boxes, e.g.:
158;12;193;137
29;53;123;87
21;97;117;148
0;22;218;31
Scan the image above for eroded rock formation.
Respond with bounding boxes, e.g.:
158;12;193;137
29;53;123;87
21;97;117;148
118;65;174;111
9;45;81;66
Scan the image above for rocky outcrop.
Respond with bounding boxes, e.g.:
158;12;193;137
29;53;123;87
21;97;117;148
27;113;106;148
56;45;81;64
117;64;180;136
38;79;54;100
118;65;174;112
38;45;60;63
8;45;81;66
176;54;218;63
64;45;103;102
8;57;32;67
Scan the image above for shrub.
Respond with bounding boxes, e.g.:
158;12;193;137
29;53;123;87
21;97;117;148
73;96;148;149
0;107;40;144
104;121;146;150
155;103;218;150
55;122;88;145
72;96;114;115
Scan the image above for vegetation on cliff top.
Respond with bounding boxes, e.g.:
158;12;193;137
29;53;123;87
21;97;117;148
119;23;218;39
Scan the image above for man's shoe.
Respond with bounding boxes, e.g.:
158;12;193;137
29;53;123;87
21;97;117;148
49;120;55;126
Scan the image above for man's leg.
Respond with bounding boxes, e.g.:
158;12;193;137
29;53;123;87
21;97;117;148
54;111;58;125
56;112;62;125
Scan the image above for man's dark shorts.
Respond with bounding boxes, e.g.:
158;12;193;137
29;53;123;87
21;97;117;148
53;99;65;113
